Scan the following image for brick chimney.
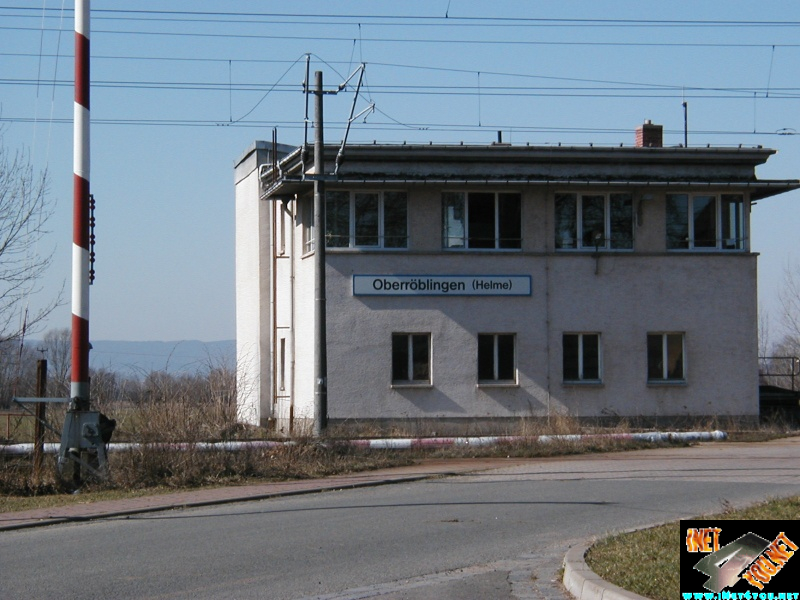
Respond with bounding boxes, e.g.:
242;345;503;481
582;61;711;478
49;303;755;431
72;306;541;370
635;120;663;147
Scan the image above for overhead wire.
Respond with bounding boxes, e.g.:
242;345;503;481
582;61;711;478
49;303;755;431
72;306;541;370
225;54;308;124
3;6;800;27
1;113;795;140
3;76;800;99
1;7;797;140
3;24;800;50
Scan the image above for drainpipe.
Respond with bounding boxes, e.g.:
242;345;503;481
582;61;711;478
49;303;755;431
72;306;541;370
544;182;553;424
289;196;296;433
271;196;278;428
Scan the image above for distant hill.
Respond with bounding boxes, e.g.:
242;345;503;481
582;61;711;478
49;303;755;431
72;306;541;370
89;340;236;376
26;340;236;378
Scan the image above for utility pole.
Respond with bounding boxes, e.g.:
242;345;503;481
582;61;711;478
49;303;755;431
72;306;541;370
313;70;328;436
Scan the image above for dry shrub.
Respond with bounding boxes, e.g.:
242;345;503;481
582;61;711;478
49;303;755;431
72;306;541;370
107;442;409;490
0;455;63;496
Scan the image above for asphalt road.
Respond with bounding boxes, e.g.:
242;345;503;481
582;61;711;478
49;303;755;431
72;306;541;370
1;438;799;600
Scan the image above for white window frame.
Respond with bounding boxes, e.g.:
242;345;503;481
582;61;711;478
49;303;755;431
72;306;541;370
647;332;686;383
666;193;747;251
325;190;408;250
554;192;634;251
443;191;522;250
562;333;602;383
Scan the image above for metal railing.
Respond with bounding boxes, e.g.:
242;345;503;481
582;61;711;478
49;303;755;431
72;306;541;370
759;356;800;391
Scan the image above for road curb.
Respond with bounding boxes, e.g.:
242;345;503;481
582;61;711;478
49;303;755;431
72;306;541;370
563;542;649;600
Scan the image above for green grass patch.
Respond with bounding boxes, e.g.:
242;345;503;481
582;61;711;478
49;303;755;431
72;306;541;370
585;495;800;600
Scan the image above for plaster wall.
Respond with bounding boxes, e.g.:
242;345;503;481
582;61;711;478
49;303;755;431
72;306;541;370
322;250;758;422
546;253;758;419
233;149;271;425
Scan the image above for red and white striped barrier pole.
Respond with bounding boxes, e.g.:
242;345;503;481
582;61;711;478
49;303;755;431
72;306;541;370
71;0;90;408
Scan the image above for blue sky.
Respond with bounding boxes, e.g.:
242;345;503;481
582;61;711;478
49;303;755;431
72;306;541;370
1;1;799;344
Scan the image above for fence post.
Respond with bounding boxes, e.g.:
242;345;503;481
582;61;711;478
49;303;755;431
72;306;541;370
33;359;47;485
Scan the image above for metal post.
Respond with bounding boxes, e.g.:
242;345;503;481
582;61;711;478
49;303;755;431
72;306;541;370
682;101;688;148
33;360;47;485
313;70;328;437
72;0;91;411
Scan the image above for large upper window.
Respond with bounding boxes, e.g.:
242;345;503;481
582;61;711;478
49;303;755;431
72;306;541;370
555;192;633;250
647;333;685;383
666;194;745;250
443;192;521;250
326;191;408;249
563;333;601;383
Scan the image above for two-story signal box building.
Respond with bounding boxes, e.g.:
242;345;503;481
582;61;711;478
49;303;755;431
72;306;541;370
234;123;798;433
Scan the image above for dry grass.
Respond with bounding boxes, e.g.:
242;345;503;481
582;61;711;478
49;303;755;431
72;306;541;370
1;439;414;494
3;383;798;511
0;445;413;513
1;367;416;500
0;431;676;507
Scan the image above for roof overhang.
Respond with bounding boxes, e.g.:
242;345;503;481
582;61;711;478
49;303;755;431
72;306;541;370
262;176;799;201
259;143;799;201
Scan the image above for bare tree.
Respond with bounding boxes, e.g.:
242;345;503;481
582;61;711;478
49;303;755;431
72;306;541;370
778;258;800;352
762;259;800;390
758;306;776;386
0;133;61;343
43;327;71;397
0;340;37;408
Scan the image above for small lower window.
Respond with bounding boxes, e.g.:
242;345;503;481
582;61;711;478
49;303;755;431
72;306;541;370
647;333;685;382
563;333;601;382
478;333;516;383
392;333;430;384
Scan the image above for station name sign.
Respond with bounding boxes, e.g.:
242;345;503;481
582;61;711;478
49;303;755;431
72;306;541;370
353;275;532;297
